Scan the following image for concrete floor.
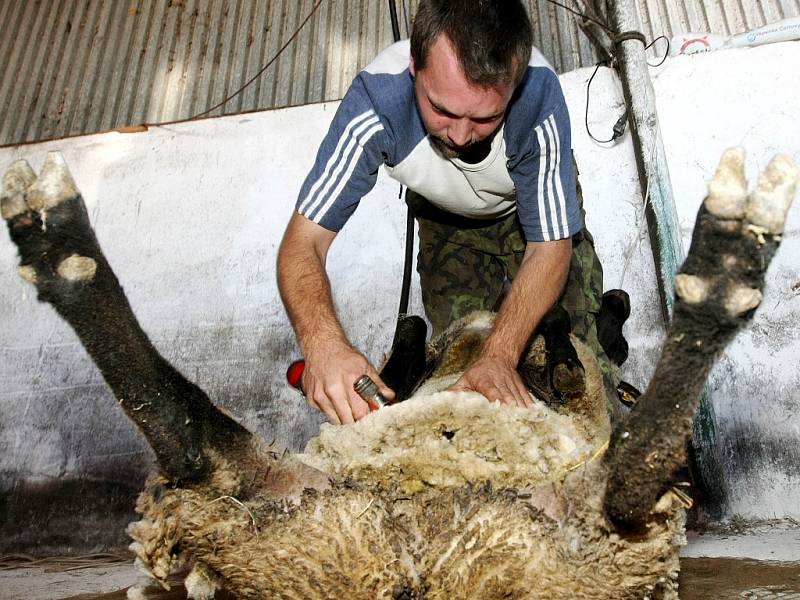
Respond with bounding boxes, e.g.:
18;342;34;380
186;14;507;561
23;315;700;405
0;563;137;600
682;522;800;562
1;524;798;600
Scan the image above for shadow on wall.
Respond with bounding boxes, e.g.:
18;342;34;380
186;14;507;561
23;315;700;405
0;477;145;555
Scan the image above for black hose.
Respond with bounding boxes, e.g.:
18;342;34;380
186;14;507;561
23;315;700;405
388;0;414;332
397;197;414;318
388;0;402;42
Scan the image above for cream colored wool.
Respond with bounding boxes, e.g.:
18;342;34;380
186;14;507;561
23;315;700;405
301;391;594;494
127;316;685;600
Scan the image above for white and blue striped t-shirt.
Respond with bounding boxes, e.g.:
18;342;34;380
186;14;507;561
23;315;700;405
297;40;581;242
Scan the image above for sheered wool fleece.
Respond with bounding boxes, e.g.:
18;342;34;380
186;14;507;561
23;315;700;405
127;332;686;600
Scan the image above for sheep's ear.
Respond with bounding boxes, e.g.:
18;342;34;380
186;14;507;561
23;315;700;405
604;150;797;532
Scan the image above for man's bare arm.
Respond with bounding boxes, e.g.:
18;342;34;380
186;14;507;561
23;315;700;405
277;212;393;423
450;238;571;407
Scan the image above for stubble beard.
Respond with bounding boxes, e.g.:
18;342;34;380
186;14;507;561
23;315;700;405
428;134;475;160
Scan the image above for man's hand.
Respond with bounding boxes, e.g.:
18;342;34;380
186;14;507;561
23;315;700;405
450;354;533;408
448;238;572;409
278;212;395;424
302;342;394;424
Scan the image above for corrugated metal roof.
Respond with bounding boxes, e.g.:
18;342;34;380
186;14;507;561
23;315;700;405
0;0;798;146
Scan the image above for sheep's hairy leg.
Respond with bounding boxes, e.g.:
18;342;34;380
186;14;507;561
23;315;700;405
604;149;798;531
1;153;254;484
596;288;631;366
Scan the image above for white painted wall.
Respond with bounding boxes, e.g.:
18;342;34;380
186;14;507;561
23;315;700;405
0;104;425;489
1;42;798;521
564;42;800;519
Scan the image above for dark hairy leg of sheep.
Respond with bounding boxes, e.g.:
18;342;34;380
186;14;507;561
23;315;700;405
379;314;429;402
497;279;590;401
0;153;316;490
597;288;631;367
540;304;586;398
604;149;797;532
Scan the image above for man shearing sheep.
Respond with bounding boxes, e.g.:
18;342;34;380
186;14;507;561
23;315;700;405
278;0;609;424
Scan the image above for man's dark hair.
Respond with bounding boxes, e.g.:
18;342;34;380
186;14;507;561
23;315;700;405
410;0;534;87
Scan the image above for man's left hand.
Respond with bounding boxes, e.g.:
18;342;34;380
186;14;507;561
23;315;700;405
448;238;571;410
449;354;533;408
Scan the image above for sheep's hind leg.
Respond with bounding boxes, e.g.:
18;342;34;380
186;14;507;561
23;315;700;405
1;153;252;484
597;289;631;367
604;149;798;531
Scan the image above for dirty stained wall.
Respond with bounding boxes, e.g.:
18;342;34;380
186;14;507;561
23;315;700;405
1;41;799;553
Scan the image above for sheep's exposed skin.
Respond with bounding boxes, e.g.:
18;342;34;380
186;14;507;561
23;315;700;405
2;149;795;600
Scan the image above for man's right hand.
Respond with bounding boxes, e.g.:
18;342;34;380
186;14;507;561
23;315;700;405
301;342;395;424
277;212;395;423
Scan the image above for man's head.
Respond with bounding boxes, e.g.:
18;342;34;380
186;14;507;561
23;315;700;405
409;0;533;159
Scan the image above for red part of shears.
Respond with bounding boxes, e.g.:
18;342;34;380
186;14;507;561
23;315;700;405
286;359;305;391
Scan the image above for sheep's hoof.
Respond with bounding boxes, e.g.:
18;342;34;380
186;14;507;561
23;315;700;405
552;360;585;397
2;151;100;293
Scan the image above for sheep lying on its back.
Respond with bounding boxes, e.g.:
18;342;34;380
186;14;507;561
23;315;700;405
130;319;685;599
1;148;795;599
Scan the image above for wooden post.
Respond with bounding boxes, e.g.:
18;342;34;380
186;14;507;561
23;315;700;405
606;0;727;517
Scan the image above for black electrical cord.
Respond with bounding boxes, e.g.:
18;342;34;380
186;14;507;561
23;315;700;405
543;0;615;34
388;0;402;43
582;29;670;145
584;62;627;144
397;188;415;320
645;35;670;67
386;0;415;323
190;0;324;120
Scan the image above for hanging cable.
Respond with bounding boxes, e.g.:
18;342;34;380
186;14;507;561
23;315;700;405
190;0;324;120
388;0;402;43
386;0;415;322
584;62;628;144
645;35;670;67
543;0;616;34
584;32;670;145
539;1;670;147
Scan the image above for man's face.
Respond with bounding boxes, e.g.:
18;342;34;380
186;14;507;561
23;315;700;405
410;35;515;160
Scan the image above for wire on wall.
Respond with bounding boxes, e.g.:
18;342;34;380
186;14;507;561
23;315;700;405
543;0;615;34
583;35;669;145
190;0;324;120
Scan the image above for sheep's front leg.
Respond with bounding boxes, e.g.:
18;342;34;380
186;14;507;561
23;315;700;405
1;153;252;484
604;149;798;531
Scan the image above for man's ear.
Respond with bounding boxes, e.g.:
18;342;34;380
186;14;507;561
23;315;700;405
409;56;416;77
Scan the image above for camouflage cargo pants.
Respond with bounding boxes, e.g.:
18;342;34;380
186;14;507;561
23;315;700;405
407;169;612;379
